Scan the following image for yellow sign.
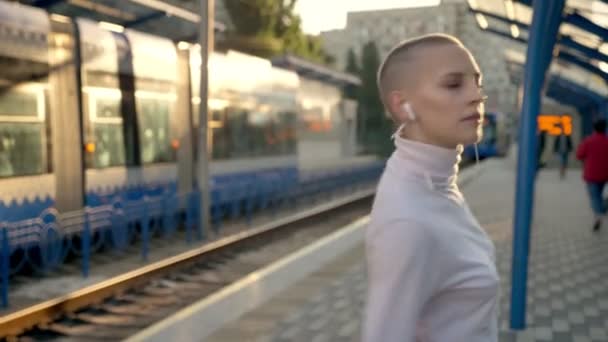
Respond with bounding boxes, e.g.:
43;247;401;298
538;114;572;136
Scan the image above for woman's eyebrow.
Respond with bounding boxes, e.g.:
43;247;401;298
440;72;464;80
440;72;482;82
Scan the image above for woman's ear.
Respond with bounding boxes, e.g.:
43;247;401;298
387;90;408;123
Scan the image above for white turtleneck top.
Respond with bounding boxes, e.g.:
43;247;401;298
363;136;499;342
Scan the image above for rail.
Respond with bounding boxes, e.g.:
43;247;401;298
0;187;376;339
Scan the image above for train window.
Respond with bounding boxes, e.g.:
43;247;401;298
0;90;39;117
95;97;121;119
210;108;228;160
225;107;249;158
92;123;126;167
136;95;175;164
0;123;48;177
209;103;297;160
248;106;274;157
0;86;49;177
277;110;297;154
300;106;330;138
84;88;126;169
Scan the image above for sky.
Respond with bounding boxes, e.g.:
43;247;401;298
295;0;441;35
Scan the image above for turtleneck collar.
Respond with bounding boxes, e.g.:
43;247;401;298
387;135;462;191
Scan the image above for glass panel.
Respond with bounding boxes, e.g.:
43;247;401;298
0;89;38;117
96;96;121;119
92;123;125;168
248;106;273;157
84;90;126;168
226;106;249;158
209;103;297;160
210;108;228;160
300;106;331;140
0;123;46;177
137;96;174;164
278;110;297;154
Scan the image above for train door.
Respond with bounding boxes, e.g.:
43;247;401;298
125;30;182;194
77;18;133;202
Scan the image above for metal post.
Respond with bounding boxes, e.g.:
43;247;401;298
1;228;9;308
197;0;214;237
582;107;593;137
141;201;149;262
82;212;90;278
511;0;565;330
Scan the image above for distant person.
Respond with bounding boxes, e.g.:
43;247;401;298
576;119;608;231
537;130;547;170
364;34;498;342
553;123;572;179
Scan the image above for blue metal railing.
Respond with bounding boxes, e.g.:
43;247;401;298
0;162;385;307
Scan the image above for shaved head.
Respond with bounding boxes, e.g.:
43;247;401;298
377;34;465;119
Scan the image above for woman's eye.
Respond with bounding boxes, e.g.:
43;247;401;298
446;83;461;89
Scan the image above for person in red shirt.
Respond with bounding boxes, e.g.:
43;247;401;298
576;119;608;231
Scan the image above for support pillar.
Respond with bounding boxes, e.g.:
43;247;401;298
511;0;566;330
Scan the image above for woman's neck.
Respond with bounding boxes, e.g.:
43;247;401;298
392;134;461;182
399;127;458;150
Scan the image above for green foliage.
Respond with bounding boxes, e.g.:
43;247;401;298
223;0;331;64
223;0;280;38
343;48;359;100
353;41;394;157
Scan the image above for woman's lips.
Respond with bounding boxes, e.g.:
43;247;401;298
461;113;482;122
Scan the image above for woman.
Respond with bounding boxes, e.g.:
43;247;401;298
363;34;499;342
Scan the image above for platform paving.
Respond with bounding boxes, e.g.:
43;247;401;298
206;152;608;342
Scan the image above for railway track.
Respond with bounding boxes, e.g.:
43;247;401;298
0;189;375;341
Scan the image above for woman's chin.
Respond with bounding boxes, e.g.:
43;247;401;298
459;132;482;146
454;123;483;146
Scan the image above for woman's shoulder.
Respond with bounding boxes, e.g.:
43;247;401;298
371;176;436;219
375;170;430;200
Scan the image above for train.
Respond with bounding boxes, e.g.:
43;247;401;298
0;1;311;222
462;112;511;161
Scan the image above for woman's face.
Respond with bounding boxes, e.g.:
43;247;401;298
406;43;485;148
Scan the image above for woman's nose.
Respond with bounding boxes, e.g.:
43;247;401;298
467;83;485;105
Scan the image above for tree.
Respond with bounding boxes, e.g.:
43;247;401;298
274;0;299;38
222;0;330;64
357;41;393;156
223;0;281;38
343;48;359;100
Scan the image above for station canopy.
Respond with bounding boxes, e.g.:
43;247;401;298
20;0;225;41
468;0;608;111
271;54;361;88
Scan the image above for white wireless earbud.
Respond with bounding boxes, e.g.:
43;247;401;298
391;102;416;140
402;102;416;121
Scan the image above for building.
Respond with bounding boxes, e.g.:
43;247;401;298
320;0;520;116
